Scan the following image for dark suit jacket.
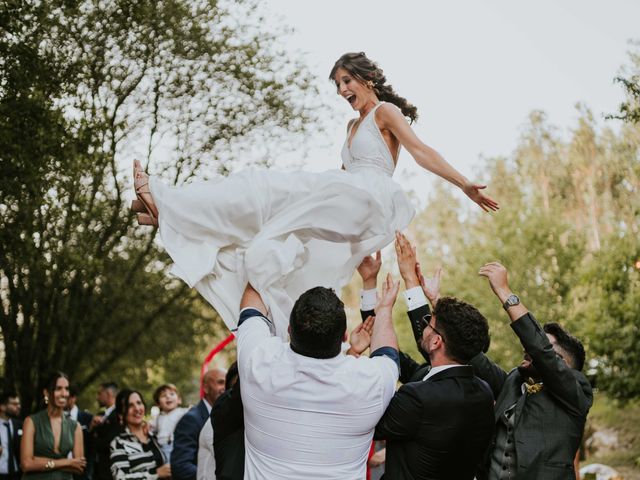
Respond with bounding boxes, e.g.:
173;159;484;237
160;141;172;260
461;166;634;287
212;383;244;480
1;417;22;475
75;410;94;480
471;312;593;480
171;400;209;480
92;409;120;480
374;366;495;480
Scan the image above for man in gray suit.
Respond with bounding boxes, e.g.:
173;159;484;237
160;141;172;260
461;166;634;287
473;262;593;480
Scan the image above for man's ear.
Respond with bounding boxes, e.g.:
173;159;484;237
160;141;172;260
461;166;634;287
343;329;348;343
288;324;291;335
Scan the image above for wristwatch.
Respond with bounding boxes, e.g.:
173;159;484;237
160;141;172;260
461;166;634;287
502;294;520;310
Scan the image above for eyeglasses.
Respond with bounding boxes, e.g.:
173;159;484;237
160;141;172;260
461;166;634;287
421;314;445;342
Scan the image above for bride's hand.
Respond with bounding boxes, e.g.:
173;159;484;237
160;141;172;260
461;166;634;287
462;183;499;212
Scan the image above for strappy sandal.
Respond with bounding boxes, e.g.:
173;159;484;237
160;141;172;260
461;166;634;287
132;160;159;226
130;199;145;213
137;213;159;227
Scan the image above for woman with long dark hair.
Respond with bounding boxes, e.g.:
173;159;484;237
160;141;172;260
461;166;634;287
109;389;171;480
20;372;86;480
132;52;498;335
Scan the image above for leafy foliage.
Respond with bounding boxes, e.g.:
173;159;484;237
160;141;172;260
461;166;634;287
394;107;640;399
0;0;322;413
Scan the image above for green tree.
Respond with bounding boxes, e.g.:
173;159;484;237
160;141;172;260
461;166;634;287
0;0;322;412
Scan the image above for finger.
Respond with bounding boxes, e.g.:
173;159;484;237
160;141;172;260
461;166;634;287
392;279;401;295
353;322;364;333
435;266;443;281
415;262;423;278
375;250;381;262
474;184;487;190
479;203;489;212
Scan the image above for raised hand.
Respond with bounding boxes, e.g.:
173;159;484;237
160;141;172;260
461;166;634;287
417;263;442;307
357;251;382;289
478;262;510;300
349;315;375;355
395;232;420;288
462;182;499;212
375;273;400;313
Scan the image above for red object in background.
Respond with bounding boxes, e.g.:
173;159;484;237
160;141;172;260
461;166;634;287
200;333;235;398
366;441;375;480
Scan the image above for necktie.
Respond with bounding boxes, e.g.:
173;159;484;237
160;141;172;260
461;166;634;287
4;422;14;475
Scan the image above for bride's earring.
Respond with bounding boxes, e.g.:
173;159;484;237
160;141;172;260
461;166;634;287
366;80;374;90
44;395;49;404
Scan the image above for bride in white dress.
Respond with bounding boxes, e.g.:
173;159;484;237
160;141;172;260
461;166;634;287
132;52;498;336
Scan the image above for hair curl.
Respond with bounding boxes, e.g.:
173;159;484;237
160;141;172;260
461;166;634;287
330;52;418;123
433;297;489;363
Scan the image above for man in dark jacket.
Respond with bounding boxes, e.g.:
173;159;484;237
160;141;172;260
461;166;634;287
472;262;592;480
171;369;225;480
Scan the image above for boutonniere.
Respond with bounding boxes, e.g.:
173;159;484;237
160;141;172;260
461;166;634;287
524;378;543;394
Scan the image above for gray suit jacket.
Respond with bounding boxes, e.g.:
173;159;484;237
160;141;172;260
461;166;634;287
471;312;593;480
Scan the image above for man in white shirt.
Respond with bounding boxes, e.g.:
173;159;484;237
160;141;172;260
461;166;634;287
236;276;401;480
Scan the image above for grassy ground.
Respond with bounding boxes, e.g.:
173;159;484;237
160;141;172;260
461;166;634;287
581;392;640;479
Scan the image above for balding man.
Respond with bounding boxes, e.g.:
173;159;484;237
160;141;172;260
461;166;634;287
172;369;226;480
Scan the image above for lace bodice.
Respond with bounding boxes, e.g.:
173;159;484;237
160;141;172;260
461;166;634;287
341;102;397;177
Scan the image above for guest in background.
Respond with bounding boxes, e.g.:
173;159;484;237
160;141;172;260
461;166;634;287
0;392;22;480
149;384;188;462
20;372;86;480
210;363;241;480
109;389;170;480
66;386;93;480
171;369;226;480
90;382;119;480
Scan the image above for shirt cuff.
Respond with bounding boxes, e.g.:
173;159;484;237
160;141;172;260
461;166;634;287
404;286;428;310
370;346;400;370
360;288;378;312
237;308;275;334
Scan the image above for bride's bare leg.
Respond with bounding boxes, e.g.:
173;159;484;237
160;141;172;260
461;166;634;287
133;159;159;219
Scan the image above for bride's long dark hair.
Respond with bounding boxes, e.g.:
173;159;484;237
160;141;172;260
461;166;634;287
330;52;418;123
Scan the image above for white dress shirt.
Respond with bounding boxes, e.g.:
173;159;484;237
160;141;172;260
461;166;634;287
237;313;399;480
196;418;215;480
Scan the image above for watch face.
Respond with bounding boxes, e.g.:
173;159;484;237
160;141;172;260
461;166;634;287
508;295;519;305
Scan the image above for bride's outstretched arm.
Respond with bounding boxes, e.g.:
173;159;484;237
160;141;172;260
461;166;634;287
377;105;499;212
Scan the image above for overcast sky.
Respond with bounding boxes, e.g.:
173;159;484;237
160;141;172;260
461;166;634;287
261;0;640;202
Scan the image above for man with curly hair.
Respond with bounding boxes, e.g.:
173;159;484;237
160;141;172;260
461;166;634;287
372;234;495;480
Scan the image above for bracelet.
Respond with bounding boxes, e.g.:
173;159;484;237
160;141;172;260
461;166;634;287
45;460;55;470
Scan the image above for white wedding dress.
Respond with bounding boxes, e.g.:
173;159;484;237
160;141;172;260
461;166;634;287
150;102;415;336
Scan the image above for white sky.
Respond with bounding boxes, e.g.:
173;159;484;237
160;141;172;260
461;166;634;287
261;0;640;202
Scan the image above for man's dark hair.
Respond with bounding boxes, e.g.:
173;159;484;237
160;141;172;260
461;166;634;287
0;391;18;405
99;382;119;395
225;362;239;390
69;385;79;397
433;297;489;363
289;287;346;359
543;323;586;371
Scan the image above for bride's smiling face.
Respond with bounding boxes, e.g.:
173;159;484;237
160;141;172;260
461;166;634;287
333;67;374;112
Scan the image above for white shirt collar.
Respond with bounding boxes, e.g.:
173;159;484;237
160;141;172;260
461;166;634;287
69;405;79;421
423;364;460;381
104;404;115;417
203;399;212;414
